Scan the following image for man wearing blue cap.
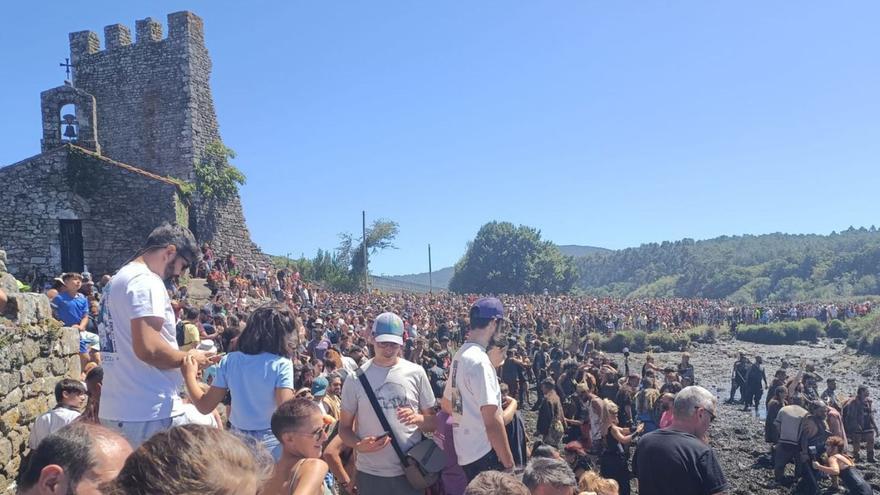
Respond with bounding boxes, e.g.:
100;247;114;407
444;297;515;480
339;312;437;495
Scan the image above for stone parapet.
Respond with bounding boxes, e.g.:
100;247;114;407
0;310;80;490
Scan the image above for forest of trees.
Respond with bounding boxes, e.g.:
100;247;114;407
576;227;880;303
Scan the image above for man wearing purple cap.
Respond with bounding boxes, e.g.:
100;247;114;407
443;297;515;480
339;312;437;495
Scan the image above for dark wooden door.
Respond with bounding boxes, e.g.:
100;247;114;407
59;220;84;273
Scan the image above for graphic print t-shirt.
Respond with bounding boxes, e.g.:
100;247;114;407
98;262;184;421
443;342;502;465
340;358;436;477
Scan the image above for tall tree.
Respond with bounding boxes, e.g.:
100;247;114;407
339;219;400;289
449;221;578;294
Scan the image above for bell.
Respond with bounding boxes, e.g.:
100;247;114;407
63;124;77;139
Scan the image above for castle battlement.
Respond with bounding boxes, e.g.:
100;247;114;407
68;11;204;62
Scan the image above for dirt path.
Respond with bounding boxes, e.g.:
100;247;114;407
522;337;880;494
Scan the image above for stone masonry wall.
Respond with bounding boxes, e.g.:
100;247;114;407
0;145;180;280
68;11;267;269
69;12;211;183
193;195;271;267
0;248;81;490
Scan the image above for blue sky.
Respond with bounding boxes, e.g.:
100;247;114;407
2;2;878;275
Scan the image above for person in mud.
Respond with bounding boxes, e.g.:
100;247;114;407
641;354;662;378
557;360;580;400
597;364;621;401
794;400;832;494
773;401;808;485
820;378;842;411
658;368;680;395
635;378;661;433
843;385;876;463
803;374;821;402
677;352;695;384
531;342;551;408
614;374;639;429
766;369;788;408
812;435;874;495
741;355;767;412
765;386;787;449
802;364;822;401
566;384;601;450
726;352;750;404
786;378;808;408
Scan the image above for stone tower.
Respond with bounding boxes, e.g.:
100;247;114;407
68;11;266;266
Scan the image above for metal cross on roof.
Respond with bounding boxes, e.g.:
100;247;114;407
59;58;72;81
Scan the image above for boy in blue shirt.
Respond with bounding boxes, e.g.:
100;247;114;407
53;272;100;368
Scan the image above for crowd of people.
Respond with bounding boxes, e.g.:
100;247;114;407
17;223;878;495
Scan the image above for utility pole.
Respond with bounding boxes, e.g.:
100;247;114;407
362;210;369;293
428;244;433;294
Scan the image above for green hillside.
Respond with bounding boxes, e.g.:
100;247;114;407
576;227;880;303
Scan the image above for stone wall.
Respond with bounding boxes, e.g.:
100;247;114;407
69;12;211;183
0;248;81;490
192;194;271;268
0;145;181;280
67;11;267;268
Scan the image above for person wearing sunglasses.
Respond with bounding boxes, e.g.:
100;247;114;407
634;386;727;495
263;398;333;495
97;223;217;449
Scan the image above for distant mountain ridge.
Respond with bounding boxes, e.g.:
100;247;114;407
575;227;880;303
385;244;607;289
381;266;455;290
557;245;611;258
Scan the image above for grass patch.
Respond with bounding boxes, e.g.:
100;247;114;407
735;318;825;345
587;325;725;353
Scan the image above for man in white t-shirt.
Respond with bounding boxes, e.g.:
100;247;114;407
97;223;218;448
27;378;88;449
443;297;514;481
339;312;437;495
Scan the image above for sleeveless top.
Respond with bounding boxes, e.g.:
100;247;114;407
288;459;334;495
836;458;872;495
602;426;625;459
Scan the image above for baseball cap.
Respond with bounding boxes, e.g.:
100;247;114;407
471;297;505;319
311;376;329;397
196;340;216;353
314;318;324;327
373;312;405;345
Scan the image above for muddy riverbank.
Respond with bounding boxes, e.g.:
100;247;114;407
520;337;880;494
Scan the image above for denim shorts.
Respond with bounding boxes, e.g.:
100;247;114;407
100;414;189;449
230;426;282;461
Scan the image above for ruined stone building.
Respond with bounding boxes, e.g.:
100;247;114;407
0;11;265;283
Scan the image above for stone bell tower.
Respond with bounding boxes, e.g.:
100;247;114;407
67;11;266;265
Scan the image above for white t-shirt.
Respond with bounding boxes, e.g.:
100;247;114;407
443;342;502;465
181;403;219;428
340;358;436;477
27;407;81;449
98;261;184;422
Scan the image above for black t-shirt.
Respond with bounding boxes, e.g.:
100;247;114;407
634;429;727;495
